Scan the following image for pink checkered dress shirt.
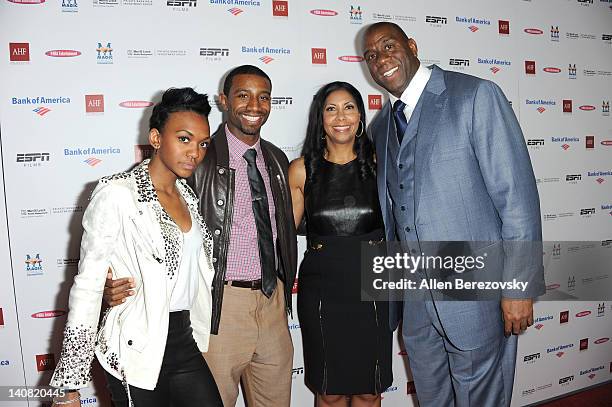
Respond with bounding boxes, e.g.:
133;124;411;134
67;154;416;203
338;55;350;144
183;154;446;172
225;126;277;281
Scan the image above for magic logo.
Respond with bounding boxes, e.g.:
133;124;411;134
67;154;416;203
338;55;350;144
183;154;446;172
25;254;43;275
96;42;113;64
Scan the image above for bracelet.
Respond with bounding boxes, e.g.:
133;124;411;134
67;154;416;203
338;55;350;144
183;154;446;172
54;399;79;405
53;391;80;405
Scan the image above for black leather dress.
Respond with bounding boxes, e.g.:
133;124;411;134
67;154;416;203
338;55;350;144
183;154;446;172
297;158;392;395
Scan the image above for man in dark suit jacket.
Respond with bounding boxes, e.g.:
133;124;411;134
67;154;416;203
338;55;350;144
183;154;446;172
362;22;545;406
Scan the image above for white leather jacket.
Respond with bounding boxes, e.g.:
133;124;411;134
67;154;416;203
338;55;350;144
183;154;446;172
50;159;214;391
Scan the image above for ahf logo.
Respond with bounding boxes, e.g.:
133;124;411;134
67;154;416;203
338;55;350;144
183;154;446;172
568;64;577;79
25;254;43;276
567;276;576;291
96;42;113;64
349;5;363;24
550;26;560;41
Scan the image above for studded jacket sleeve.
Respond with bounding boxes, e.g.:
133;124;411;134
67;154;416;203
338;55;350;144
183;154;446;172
50;180;125;389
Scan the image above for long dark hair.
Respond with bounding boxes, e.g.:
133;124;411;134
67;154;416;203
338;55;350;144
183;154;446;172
301;81;376;183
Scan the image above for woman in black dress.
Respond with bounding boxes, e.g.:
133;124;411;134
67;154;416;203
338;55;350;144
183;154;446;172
288;82;392;407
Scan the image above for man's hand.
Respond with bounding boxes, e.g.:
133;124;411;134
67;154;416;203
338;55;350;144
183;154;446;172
103;268;135;307
501;298;534;337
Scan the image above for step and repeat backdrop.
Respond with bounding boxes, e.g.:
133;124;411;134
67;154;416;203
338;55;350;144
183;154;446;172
1;0;611;406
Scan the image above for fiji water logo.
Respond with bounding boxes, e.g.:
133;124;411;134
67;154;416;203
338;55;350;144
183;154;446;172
259;56;274;64
25;254;43;276
32;107;51;116
96;42;113;64
551;25;560;41
228;7;243;15
349;5;363;24
61;0;78;12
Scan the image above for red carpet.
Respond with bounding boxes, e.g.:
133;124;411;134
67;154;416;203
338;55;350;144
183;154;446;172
536;382;612;406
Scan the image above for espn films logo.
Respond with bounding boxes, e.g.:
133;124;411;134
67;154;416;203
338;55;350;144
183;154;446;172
426;16;447;24
559;375;574;385
580;208;595;216
17;153;50;163
200;48;229;57
527;139;545;147
167;0;197;6
566;174;581;182
271;97;293;110
449;58;470;67
523;352;540;363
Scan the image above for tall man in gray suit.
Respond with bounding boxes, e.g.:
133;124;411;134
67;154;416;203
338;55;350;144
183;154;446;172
362;22;545;406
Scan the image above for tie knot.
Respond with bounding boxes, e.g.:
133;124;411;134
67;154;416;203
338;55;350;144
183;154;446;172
393;99;406;114
243;148;257;164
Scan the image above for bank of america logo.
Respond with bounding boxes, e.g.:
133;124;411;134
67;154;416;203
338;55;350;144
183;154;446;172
596;178;605;184
537;107;546;113
84;157;102;166
32;107;51;116
469;25;479;32
259;56;274;64
228;7;243;15
490;66;500;74
562;144;570;150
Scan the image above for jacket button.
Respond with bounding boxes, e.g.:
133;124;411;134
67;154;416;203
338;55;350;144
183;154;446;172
214;229;221;235
217;199;224;206
127;340;133;346
218;168;225;175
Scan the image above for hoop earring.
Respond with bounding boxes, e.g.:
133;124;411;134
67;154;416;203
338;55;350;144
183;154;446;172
355;120;364;138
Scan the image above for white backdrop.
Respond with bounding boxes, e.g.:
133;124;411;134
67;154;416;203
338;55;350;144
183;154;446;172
1;0;611;406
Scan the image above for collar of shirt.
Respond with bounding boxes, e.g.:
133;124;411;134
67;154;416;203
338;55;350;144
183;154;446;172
389;63;432;114
225;124;264;164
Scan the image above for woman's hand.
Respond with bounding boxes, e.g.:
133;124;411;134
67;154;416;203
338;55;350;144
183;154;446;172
52;390;80;406
103;269;135;307
288;157;306;229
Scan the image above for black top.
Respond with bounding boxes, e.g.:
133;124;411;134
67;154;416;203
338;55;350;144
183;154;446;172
304;158;383;237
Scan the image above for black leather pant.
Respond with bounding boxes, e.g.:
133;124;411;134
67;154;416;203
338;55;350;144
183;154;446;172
105;311;222;407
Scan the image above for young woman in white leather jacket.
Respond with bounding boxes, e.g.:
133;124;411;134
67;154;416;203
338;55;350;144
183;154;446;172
50;88;222;407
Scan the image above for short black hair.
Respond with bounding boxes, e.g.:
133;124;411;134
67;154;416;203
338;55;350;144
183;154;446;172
365;22;410;42
222;65;272;96
149;87;211;131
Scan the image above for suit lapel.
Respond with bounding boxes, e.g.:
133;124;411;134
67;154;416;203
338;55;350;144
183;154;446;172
372;102;391;238
414;66;448;215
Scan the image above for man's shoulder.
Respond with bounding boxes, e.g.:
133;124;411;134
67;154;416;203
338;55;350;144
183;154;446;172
260;138;289;164
439;66;489;93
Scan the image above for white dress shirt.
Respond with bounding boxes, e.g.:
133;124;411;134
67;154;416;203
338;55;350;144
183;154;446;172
389;63;432;122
